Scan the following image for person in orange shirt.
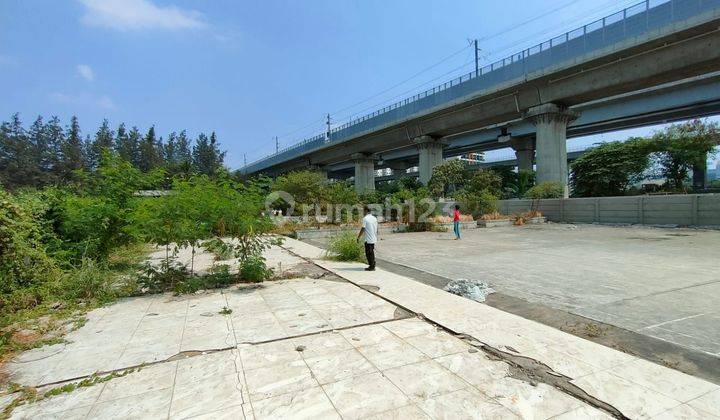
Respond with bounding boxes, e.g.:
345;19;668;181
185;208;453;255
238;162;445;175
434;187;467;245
453;204;461;240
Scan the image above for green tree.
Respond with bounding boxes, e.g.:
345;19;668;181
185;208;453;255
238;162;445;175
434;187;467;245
0;114;34;189
271;170;326;208
192;132;226;176
88;119;114;170
428;160;470;197
322;180;357;205
524;181;565;199
652;120;719;191
115;123;134;164
55;152;144;262
137;126;163;172
570;138;654;197
60;116;86;179
45;116;65;182
462;169;502;197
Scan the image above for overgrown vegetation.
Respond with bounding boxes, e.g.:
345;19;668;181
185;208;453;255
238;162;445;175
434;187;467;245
326;231;366;262
0;113;226;190
570;120;719;196
0;117;276;364
524;182;565;199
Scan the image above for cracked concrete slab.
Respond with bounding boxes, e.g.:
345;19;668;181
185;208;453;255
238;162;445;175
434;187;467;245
4;241;719;419
359;224;720;357
283;237;720;420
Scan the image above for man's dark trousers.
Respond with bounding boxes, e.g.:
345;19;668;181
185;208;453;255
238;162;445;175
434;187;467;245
364;243;375;269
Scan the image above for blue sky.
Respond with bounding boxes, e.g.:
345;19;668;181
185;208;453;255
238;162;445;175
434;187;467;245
2;0;718;169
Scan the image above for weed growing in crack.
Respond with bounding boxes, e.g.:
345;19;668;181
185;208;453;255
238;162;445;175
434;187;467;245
1;367;142;419
219;306;233;315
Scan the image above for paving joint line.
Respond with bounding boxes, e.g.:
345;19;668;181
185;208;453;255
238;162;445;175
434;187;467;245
281;244;631;419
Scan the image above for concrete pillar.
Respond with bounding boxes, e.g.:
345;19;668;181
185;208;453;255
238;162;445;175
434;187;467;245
692;154;707;190
352;153;376;194
509;138;536;172
413;135;446;185
524;104;578;198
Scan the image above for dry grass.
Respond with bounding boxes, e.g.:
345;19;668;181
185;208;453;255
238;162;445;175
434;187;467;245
480;212;511;221
428;214;474;223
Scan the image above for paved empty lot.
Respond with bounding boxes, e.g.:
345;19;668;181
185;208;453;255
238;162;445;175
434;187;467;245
374;223;720;357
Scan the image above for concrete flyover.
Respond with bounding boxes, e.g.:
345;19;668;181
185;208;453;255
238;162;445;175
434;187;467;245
241;0;720;196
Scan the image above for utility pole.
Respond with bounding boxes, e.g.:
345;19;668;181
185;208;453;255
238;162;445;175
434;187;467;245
275;136;279;153
325;114;331;142
474;39;479;77
243;153;247;166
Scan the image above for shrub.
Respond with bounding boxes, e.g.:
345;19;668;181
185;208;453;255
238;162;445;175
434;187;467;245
174;265;238;294
464;169;502;197
524;182;564;199
137;260;189;294
60;258;117;303
0;188;62;310
239;256;272;282
202;238;234;260
455;190;499;219
326;231;366;262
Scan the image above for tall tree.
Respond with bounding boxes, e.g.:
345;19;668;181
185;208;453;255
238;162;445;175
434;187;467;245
125;126;142;168
114;123;131;163
570;138;655;197
60;116;86;178
192;131;226;176
26;116;50;185
0;114;33;188
87;119;114;170
45;116;65;181
653;119;720;191
137;126;163;172
164;131;178;164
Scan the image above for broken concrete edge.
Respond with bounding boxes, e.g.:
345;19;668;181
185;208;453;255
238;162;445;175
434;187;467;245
0;306;414;417
302;237;720;385
279;244;631;420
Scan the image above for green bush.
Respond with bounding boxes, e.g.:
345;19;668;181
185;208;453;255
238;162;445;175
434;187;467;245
326;231;366;262
202;238;234;260
174;265;238;294
60;258;118;303
524;182;565;199
137;260;190;294
239;256;272;282
0;188;62;310
455;189;499;219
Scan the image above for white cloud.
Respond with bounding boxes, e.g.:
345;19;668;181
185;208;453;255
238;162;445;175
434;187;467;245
76;64;95;81
78;0;205;32
50;92;117;110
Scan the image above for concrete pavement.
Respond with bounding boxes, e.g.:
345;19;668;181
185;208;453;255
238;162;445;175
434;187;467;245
2;241;719;419
370;224;720;359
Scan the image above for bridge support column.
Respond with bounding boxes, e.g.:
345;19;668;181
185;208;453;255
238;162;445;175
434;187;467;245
413;136;446;185
525;104;578;198
692;153;707;190
509;138;535;172
352;153;376;194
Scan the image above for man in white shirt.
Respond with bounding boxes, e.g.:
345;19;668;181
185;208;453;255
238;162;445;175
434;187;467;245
357;206;378;271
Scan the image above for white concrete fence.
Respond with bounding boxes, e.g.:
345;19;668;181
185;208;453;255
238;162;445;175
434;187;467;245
498;194;720;226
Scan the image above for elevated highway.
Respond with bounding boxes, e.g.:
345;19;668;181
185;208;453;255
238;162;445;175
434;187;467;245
241;0;720;196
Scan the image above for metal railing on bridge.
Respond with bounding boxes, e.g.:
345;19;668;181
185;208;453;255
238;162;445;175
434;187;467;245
242;0;720;174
